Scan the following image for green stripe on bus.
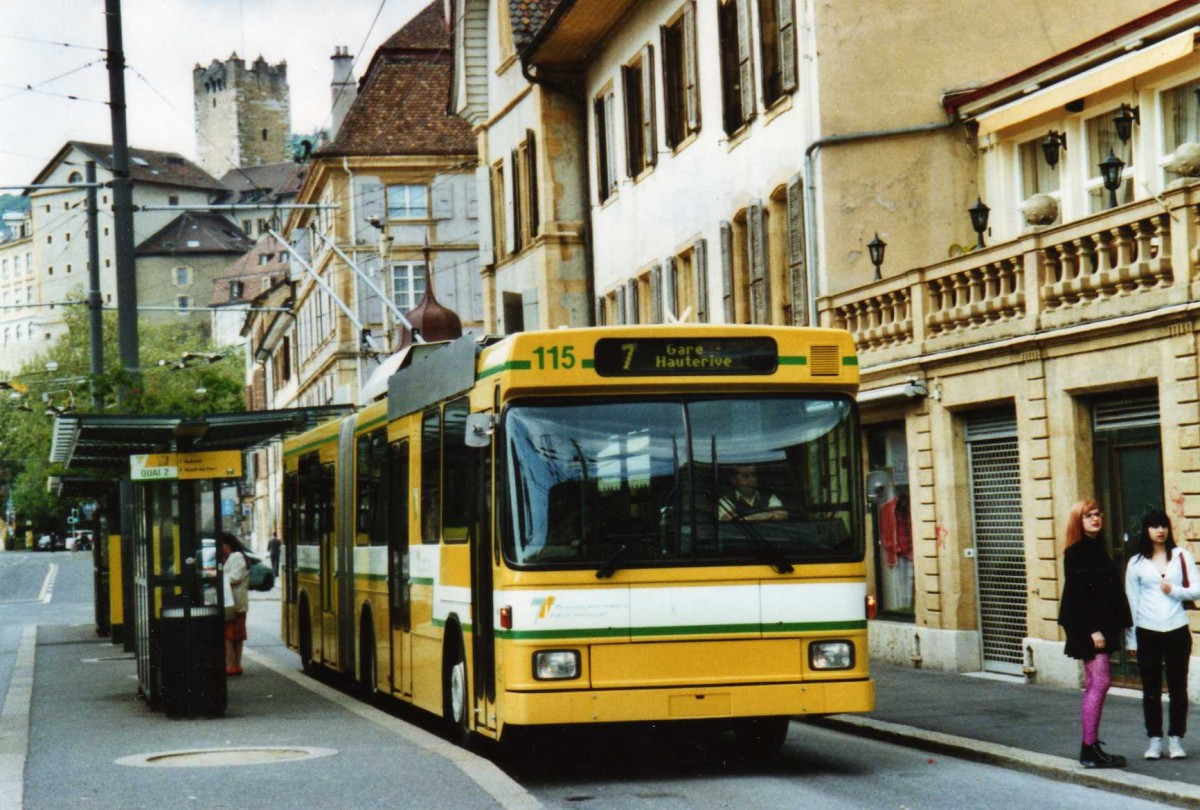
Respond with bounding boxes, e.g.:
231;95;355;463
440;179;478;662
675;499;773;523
842;356;858;366
476;359;533;380
777;356;807;366
284;435;337;458
582;359;594;369
355;415;387;434
493;619;864;641
410;577;435;586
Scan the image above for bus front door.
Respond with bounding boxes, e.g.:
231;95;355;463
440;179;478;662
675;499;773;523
389;440;413;697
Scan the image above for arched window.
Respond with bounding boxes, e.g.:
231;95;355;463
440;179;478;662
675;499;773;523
67;171;83;183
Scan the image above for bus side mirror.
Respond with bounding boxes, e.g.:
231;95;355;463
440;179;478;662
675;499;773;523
464;412;495;447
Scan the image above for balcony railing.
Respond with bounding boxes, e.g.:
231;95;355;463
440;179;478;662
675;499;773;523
819;182;1200;368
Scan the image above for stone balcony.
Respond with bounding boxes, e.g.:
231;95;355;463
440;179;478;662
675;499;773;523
818;181;1200;375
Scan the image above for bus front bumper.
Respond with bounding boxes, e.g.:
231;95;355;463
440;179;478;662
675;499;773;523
500;677;874;726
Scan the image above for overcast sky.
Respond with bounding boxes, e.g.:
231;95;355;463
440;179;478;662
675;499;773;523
0;0;432;188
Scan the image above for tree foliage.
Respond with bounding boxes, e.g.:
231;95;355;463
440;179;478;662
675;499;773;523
0;305;245;531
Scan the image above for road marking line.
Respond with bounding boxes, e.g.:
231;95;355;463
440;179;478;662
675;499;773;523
0;625;36;810
242;647;540;810
37;565;57;604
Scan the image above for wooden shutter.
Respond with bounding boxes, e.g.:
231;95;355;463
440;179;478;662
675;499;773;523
616;285;627;325
623;65;638;177
526;129;539;237
594;97;609;202
604;94;619;195
683;1;700;133
779;0;797;94
650;263;663;323
719;221;734;323
694;238;709;323
354;176;385;244
627;279;640;324
510;148;523;253
432;184;453;219
786;173;809;325
747;200;768;324
736;0;755;125
641;45;657;168
596;296;606;326
663;255;678;321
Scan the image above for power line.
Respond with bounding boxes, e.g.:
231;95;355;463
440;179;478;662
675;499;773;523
0;33;107;53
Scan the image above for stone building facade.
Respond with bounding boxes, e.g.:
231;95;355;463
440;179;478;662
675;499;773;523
193;54;291;178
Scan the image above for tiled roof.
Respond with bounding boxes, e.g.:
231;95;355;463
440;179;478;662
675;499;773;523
317;55;475;157
135;212;253;256
510;0;566;50
380;1;448;50
70;142;224;191
218;162;305;202
210;233;291;306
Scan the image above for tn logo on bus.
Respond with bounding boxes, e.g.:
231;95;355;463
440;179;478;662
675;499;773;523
532;596;555;621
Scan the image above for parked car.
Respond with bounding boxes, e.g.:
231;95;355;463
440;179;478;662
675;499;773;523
69;530;94;551
36;534;52;551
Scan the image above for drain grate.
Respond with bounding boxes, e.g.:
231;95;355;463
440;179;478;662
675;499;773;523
116;746;337;768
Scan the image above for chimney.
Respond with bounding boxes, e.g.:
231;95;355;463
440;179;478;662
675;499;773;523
330;46;356;138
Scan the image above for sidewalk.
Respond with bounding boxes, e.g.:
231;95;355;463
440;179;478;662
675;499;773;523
817;662;1200;807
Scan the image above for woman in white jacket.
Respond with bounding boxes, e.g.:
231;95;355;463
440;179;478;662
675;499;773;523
1125;509;1200;760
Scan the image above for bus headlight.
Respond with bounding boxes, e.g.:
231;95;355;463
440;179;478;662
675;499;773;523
809;641;854;670
533;650;580;680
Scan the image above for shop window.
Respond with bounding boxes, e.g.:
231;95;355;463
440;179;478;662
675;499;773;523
867;424;914;617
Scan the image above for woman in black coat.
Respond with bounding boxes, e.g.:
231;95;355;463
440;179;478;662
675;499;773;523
1057;499;1133;769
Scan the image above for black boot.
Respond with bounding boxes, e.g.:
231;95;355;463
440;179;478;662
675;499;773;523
1080;741;1126;768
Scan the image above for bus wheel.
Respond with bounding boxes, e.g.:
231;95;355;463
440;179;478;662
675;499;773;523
732;716;790;760
442;632;471;746
359;614;379;703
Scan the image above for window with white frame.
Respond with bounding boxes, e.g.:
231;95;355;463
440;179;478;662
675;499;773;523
174;266;192;286
1161;78;1200;184
391;262;425;311
1085;110;1133;213
386;185;429;219
1018;135;1062;226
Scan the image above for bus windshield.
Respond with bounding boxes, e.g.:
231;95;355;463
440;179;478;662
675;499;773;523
502;396;863;571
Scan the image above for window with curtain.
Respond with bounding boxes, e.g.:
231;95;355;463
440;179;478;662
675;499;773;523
1085;112;1134;213
1161;78;1200;183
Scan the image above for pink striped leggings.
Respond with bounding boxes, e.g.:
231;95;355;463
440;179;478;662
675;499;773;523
1081;653;1112;745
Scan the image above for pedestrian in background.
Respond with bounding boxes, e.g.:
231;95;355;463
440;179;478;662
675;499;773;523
1057;499;1132;769
1125;508;1199;760
267;531;282;577
220;533;250;676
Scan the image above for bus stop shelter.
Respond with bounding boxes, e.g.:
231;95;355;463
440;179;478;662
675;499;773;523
49;407;350;717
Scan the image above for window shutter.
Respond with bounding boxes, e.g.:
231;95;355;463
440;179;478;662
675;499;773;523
694;238;709;322
683;1;700;133
432;184;454;219
622;65;637;178
477;165;494;265
650;263;663;323
627;279;640;324
663;255;678;320
779;0;797;93
604;94;619;196
735;0;755;125
719;221;734;323
616;285;627;325
510;148;523;252
641;45;657;168
786;173;809;325
594;97;609;202
596;296;606;326
354;176;385;244
747;200;768;324
526;129;539;237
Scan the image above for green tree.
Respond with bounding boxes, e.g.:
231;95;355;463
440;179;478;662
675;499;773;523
0;304;246;529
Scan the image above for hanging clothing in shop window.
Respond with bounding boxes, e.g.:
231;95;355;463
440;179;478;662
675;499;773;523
880;494;913;566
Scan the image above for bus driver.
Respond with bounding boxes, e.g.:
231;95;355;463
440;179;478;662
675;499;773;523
718;465;787;522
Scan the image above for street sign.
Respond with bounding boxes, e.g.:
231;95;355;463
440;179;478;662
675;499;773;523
130;451;242;482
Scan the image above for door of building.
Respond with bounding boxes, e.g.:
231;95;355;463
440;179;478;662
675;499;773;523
965;410;1027;675
1092;391;1163;684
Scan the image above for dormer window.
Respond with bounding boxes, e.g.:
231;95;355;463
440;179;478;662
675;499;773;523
230;280;244;300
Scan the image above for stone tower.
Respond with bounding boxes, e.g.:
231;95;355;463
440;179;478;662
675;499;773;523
193;53;291;177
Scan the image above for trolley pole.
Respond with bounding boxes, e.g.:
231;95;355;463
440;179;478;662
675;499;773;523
105;0;140;402
85;161;103;408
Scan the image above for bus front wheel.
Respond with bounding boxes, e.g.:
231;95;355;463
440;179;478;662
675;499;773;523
732;716;790;760
442;631;471;746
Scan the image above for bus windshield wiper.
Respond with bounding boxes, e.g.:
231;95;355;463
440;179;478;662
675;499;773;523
595;537;653;579
706;492;793;574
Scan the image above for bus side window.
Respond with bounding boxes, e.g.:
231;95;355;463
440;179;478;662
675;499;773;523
442;397;472;544
421;408;441;544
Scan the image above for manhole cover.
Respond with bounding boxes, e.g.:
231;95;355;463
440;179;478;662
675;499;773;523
116;746;337;767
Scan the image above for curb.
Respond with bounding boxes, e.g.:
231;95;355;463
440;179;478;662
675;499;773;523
813;714;1200;808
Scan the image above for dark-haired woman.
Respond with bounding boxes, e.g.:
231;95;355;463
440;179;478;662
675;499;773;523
1058;499;1132;768
1125;509;1200;760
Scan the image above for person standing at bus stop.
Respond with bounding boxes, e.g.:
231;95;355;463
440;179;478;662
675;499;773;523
221;533;250;676
1058;499;1132;769
267;531;281;578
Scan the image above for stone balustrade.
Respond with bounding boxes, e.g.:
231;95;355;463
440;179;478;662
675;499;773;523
819;181;1200;366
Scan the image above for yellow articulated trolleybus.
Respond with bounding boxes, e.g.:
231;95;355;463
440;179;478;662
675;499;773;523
282;324;873;753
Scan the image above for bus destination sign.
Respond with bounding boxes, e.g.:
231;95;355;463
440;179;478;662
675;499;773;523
593;337;778;376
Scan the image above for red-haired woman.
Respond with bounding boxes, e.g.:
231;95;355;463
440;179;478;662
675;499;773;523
1057;499;1132;768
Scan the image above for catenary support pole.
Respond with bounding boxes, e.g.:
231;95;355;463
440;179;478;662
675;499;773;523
85;161;103;408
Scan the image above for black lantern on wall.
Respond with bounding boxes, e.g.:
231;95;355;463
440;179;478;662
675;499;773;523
867;233;886;281
1113;103;1139;144
968;198;990;249
1099;149;1125;209
1042;130;1067;167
